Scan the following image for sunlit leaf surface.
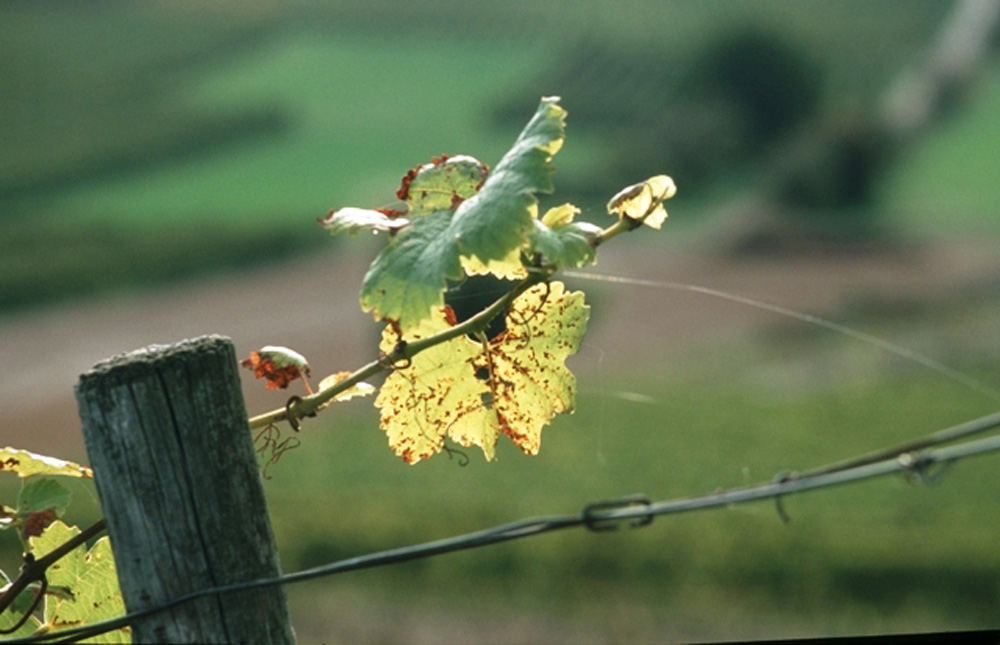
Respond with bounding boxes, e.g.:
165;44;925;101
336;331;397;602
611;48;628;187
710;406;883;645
30;521;130;643
375;281;588;463
0;448;92;479
606;174;676;229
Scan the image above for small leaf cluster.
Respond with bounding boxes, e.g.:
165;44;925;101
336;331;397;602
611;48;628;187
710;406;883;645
308;97;675;463
0;448;91;541
0;448;127;641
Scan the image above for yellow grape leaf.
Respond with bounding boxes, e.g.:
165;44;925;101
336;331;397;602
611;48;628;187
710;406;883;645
30;521;129;642
459;247;527;280
375;281;589;463
375;313;492;463
606;175;676;229
540;203;578;228
0;448;92;479
484;281;589;455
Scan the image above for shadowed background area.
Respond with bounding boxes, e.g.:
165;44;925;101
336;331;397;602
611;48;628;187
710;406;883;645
2;1;999;641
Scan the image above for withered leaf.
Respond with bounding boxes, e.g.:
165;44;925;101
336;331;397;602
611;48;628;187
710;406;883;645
242;346;311;390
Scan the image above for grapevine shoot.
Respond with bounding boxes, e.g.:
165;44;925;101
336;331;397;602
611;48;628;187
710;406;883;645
254;96;677;463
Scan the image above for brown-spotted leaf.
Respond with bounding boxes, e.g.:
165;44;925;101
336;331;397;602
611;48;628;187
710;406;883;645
22;509;58;539
398;154;489;215
482;281;589;455
375;314;494;464
374;280;588;463
30;521;129;642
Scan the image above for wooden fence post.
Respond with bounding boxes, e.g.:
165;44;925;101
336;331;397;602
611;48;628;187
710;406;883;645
75;335;295;644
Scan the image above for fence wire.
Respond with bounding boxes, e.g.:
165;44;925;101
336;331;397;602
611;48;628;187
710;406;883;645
8;411;1000;644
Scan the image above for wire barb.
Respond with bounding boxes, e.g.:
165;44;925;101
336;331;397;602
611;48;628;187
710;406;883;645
898;451;953;486
771;471;796;524
582;494;654;532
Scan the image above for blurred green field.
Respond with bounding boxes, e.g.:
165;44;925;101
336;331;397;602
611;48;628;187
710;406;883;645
879;64;1000;235
36;32;546;225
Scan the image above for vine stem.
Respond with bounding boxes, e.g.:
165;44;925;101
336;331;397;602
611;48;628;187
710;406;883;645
594;187;663;247
246;267;552;431
594;216;638;247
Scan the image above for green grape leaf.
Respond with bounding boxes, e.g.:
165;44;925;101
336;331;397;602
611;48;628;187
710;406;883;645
528;204;602;268
606;174;677;229
360;209;463;328
399;154;489;214
0;448;93;479
18;479;71;518
16;478;72;538
318;207;409;236
30;521;130;642
451;96;566;266
349;97;567;332
375;280;589;463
